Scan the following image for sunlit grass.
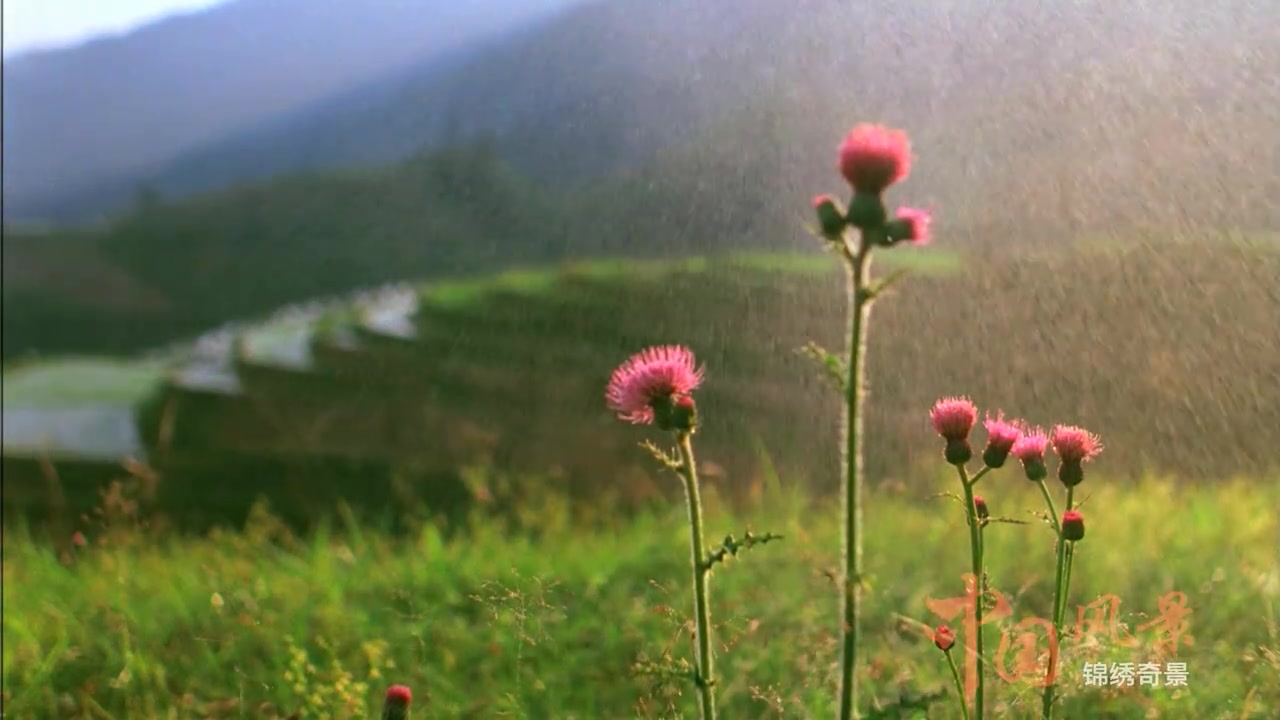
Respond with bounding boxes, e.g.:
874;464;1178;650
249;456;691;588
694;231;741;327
4;472;1276;718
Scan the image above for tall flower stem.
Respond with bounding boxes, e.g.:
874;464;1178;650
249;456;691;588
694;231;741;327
837;243;873;720
945;650;973;720
675;432;717;720
959;467;985;719
1059;487;1077;625
1040;484;1074;719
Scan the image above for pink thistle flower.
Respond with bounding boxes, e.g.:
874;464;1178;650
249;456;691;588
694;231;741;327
981;412;1023;469
382;685;412;720
1011;427;1049;482
1061;510;1085;541
1051;424;1103;487
930;397;977;442
890;207;932;245
930;396;978;466
838;124;912;196
1050;425;1103;464
605;345;704;428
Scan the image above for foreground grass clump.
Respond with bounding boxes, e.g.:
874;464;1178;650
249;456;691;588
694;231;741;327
3;475;1278;719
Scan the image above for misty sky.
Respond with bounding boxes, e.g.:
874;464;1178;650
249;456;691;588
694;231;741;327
4;0;230;57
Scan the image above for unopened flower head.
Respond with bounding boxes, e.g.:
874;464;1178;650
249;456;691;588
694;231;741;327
671;394;699;433
1011;428;1049;482
605;345;704;431
1061;510;1085;542
930;396;978;465
973;495;990;523
838;124;911;196
1051;424;1103;487
981;412;1023;469
885;206;932;246
933;624;956;651
382;685;412;720
812;194;848;240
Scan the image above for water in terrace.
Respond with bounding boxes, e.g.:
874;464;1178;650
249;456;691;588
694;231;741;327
3;0;1278;517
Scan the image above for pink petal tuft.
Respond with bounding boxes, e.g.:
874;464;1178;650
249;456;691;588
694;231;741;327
929;396;978;442
838;124;912;195
605;345;704;424
1050;425;1103;463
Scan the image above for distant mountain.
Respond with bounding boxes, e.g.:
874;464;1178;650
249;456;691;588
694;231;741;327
4;0;1278;356
2;0;584;223
16;0;1279;233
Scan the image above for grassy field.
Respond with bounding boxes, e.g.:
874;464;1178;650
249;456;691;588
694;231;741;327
4;464;1277;719
4;242;1279;717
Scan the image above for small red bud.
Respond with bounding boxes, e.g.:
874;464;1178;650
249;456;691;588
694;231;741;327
382;685;412;720
933;625;956;651
671;394;698;433
812;194;848;240
1061;510;1085;541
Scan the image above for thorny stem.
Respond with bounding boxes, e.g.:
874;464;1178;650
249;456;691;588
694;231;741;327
675;432;717;720
1041;484;1075;719
837;241;873;720
1059;487;1078;625
945;650;973;720
959;466;985;719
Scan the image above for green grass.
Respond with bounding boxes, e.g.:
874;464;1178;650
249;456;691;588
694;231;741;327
5;470;1277;719
417;250;961;311
1;358;168;408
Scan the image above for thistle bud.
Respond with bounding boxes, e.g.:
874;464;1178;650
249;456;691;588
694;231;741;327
1061;510;1085;542
382;685;412;720
933;625;956;651
671;395;698;434
973;495;990;523
812;194;848;240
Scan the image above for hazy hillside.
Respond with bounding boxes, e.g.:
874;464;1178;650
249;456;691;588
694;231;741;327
3;0;583;223
21;0;1279;230
4;0;1277;355
3;140;574;357
7;241;1280;527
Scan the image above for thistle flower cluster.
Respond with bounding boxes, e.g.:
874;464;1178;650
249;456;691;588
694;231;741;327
813;124;931;251
930;397;1103;502
927;396;1104;719
591;121;1104;720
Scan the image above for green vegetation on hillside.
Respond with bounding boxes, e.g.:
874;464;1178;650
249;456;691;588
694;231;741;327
1;358;167;408
5;240;1278;529
3;140;566;356
4;475;1276;718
